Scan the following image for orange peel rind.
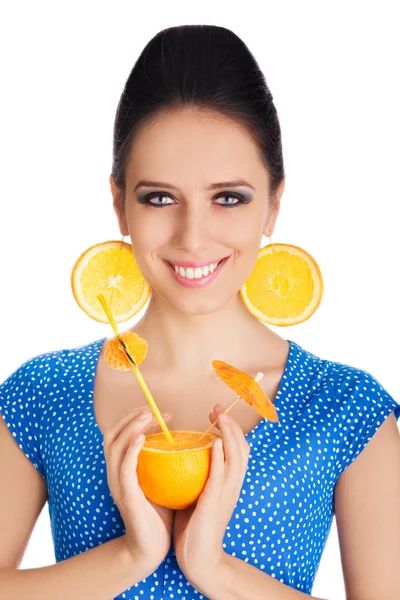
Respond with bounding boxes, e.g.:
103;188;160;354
240;243;323;326
137;431;219;509
71;240;151;323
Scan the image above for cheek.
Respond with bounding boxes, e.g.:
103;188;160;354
224;214;262;249
225;215;263;277
129;213;171;251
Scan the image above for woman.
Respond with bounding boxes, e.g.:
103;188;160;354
1;24;400;600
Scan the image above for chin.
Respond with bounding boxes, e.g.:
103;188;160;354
159;289;232;316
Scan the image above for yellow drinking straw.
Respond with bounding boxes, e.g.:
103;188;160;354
97;294;175;446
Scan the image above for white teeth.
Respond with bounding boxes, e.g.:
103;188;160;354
173;261;219;279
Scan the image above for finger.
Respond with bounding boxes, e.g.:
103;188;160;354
225;413;251;460
104;409;147;489
216;415;250;513
208;404;225;428
113;411;168;452
150;414;172;433
196;436;225;509
139;411;172;433
152;413;172;433
217;413;243;477
106;411;152;483
103;406;150;446
208;437;225;486
106;411;170;478
104;408;170;446
219;414;250;489
119;428;147;501
210;404;225;418
208;416;220;431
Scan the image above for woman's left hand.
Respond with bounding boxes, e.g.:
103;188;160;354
173;404;251;582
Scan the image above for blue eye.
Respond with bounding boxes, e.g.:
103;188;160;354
214;192;245;206
145;193;175;206
137;190;251;207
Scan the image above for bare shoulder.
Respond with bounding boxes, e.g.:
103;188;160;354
334;412;400;598
0;414;48;568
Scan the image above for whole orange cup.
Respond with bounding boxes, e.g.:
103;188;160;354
137;431;220;509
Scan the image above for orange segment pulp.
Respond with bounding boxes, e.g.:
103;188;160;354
137;431;219;509
104;331;149;370
71;240;151;323
240;243;323;326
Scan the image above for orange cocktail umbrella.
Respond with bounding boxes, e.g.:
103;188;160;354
198;360;279;440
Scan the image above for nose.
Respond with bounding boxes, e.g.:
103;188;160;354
171;203;211;253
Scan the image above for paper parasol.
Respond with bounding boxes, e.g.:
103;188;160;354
212;360;279;422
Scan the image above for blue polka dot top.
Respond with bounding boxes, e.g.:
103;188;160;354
1;336;399;599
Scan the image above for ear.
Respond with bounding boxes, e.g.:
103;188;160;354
110;175;130;237
263;178;285;238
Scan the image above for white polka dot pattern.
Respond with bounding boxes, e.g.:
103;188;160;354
0;337;399;598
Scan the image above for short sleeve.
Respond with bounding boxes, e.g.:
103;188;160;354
335;367;400;476
0;358;46;480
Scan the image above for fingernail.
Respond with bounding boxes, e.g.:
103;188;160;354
220;413;230;424
138;411;151;420
134;433;145;444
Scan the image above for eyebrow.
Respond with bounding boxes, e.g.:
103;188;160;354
133;179;255;192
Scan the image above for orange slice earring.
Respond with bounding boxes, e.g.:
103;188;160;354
70;235;151;323
240;237;324;326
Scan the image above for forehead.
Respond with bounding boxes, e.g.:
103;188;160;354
125;108;268;189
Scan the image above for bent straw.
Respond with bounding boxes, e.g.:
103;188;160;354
97;294;175;446
198;372;264;441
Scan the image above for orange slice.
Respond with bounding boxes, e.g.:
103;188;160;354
240;243;323;326
212;360;278;421
71;240;151;323
137;431;219;509
104;331;148;370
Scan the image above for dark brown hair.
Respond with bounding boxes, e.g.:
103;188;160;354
111;24;285;206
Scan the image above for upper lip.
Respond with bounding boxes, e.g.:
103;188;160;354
164;257;228;268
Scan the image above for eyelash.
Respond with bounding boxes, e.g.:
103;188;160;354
139;191;249;208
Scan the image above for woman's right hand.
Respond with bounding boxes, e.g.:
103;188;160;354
103;406;174;576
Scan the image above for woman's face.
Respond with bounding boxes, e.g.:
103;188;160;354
112;108;283;315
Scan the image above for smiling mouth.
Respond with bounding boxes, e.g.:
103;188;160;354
166;258;226;269
164;255;230;286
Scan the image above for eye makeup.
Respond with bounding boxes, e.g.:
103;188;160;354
135;190;253;208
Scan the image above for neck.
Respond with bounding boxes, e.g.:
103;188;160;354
130;291;281;375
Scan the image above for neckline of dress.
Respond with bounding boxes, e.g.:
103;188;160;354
86;336;300;442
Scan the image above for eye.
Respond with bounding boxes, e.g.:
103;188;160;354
145;193;175;206
213;192;246;206
138;190;250;207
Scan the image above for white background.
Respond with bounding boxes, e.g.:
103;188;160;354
0;2;399;598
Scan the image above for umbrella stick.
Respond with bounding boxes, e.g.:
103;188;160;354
198;372;264;441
